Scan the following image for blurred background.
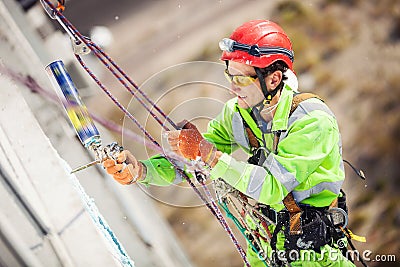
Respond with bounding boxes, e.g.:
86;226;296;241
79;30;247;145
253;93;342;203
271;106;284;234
1;0;399;266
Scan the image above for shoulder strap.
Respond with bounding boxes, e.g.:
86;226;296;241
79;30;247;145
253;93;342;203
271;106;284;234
245;127;260;148
290;92;323;115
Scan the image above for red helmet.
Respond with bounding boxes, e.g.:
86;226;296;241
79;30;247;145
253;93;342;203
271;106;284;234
220;20;294;70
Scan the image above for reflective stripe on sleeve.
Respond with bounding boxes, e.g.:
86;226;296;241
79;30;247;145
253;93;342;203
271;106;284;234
262;153;299;192
246;166;267;200
292;180;343;202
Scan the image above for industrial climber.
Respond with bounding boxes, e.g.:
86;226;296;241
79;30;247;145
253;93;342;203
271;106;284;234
103;20;355;266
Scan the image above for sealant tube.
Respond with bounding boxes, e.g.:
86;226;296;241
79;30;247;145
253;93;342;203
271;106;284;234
46;60;100;148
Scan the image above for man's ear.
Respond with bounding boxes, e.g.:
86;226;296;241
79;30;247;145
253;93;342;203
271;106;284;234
267;70;283;90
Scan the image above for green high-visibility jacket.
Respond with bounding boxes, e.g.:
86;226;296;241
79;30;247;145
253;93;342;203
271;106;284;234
139;85;345;212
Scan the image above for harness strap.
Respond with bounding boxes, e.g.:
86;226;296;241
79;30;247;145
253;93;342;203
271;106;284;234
290;92;323;114
270;216;286;266
282;193;303;235
272;131;281;154
245;127;259;148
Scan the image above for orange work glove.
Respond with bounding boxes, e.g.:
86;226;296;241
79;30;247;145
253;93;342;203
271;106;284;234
166;120;203;160
102;150;145;185
166;120;222;167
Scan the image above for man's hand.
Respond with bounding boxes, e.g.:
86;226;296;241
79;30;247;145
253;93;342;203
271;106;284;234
199;139;221;168
166;120;222;166
102;150;145;185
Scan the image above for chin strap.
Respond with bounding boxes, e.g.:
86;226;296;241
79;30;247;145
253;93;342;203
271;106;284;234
254;67;280;104
252;66;281;135
252;100;271;134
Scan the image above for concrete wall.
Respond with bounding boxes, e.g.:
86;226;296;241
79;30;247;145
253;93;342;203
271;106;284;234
0;0;192;266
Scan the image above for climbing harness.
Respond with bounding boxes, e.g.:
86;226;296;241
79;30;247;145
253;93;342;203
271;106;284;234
40;1;250;266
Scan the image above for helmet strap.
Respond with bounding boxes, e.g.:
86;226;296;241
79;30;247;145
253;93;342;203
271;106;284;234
254;67;281;105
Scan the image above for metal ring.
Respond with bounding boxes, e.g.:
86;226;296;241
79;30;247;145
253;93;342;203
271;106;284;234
328;207;348;228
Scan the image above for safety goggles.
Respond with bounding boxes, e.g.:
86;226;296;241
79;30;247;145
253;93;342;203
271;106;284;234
224;69;258;87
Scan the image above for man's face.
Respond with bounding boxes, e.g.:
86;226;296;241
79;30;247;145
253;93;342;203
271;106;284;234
226;61;265;109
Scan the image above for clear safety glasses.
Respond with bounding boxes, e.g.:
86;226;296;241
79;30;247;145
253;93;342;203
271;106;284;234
224;69;258;87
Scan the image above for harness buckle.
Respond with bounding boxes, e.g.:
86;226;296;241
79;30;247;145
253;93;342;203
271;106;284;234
327;207;348;229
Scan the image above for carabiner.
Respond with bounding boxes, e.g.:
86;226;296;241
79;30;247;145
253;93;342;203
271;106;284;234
40;0;63;19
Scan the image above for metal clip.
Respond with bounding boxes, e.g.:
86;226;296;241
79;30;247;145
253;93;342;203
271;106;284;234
103;142;123;160
40;0;91;55
71;37;91;55
40;0;57;19
70;142;123;174
327;207;348;228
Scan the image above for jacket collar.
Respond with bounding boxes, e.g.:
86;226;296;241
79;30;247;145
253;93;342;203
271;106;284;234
272;84;294;132
235;84;295;135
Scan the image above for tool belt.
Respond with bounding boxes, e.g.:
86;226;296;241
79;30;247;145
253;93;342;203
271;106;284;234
261;199;347;262
263;207;325;248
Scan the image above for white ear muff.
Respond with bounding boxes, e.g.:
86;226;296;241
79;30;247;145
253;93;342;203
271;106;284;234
284;69;299;92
